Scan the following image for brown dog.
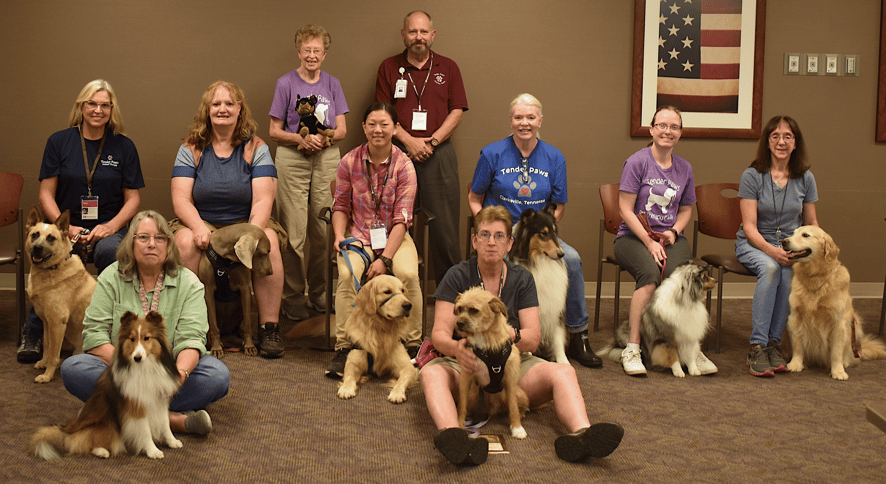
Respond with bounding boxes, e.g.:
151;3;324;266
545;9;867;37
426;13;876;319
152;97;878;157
198;223;272;358
453;287;529;439
337;275;418;403
25;207;96;383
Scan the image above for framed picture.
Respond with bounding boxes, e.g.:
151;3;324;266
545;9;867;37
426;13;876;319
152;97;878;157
631;0;766;139
877;0;886;141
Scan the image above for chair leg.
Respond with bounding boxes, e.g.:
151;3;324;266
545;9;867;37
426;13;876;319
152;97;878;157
879;270;885;336
593;259;604;332
321;246;335;351
715;267;725;354
703;284;713;352
613;268;622;336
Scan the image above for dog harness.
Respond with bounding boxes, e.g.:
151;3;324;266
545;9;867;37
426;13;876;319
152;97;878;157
471;343;512;394
206;244;242;302
339;237;373;292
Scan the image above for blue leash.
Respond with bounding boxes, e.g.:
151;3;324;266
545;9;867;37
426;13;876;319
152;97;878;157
339;237;373;292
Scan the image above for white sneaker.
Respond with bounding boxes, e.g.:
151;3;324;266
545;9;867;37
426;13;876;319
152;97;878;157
696;353;718;375
621;347;647;376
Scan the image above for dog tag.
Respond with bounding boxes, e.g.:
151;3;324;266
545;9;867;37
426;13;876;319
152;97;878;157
370;225;387;250
394;79;408;99
411;110;428;131
80;195;99;220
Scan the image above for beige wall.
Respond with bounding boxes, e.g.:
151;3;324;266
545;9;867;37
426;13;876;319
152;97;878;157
1;0;884;283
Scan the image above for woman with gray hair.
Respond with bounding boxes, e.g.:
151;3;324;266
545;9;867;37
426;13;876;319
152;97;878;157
60;210;230;435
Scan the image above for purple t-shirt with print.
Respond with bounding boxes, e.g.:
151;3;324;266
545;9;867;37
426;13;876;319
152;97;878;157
617;147;696;237
269;70;348;132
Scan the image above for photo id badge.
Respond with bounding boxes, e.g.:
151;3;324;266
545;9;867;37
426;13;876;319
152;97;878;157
369;223;387;250
394;79;408;99
411;110;428;131
80;195;99;220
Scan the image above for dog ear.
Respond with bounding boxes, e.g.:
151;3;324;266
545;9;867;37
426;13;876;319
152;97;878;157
26;205;42;229
453;293;463;315
821;231;840;262
542;202;558;217
145;310;166;328
490;296;509;320
355;278;378;315
55;210;71;234
234;234;260;269
120;311;137;330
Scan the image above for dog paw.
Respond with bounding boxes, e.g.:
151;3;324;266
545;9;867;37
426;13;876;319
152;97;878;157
167;438;183;449
831;370;849;381
92;447;110;458
511;426;527;439
34;374;52;384
243;345;258;357
688;367;701;377
786;361;803;373
387;391;407;404
146;448;164;459
672;370;686;378
34;360;47;369
337;385;357;400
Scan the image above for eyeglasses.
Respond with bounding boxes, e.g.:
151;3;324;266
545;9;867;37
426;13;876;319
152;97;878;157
300;48;325;55
653;123;682;131
769;133;795;142
84;101;113;111
134;233;169;244
476;230;509;243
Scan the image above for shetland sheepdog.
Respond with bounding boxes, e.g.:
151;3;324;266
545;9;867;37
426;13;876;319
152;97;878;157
599;262;718;377
30;311;182;459
509;203;569;364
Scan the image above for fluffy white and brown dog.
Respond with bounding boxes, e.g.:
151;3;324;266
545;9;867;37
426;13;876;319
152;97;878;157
30;311;182;459
337;275;418;403
781;226;886;380
453;287;529;439
509;203;569;364
599;261;718;377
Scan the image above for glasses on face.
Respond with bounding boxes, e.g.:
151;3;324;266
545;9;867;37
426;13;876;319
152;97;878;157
300;48;325;56
84;101;113;111
134;233;169;244
653;123;682;132
476;230;509;243
769;133;795;142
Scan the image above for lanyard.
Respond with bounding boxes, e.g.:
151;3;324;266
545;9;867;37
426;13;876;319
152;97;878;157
79;127;107;197
405;51;434;110
770;174;789;242
477;262;505;298
138;272;165;314
364;157;392;218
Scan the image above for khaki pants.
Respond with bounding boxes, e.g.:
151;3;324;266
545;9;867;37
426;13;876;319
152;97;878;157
275;144;339;304
334;233;422;350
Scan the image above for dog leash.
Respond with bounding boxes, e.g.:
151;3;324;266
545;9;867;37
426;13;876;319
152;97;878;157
339;237;373;292
638;212;667;279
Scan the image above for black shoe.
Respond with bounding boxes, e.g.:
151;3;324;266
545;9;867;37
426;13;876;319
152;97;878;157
406;344;420;360
433;427;488;466
17;329;43;364
257;323;284;359
568;331;603;368
555;422;624;462
325;348;350;379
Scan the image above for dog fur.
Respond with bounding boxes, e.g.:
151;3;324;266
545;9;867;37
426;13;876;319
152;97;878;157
781;225;886;380
337;275;418;403
198;223;273;358
30;311;182;459
25;206;96;383
509;203;569;364
599;261;716;377
453;287;529;439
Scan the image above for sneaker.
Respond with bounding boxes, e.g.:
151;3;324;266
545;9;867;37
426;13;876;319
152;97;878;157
568;331;603;368
767;339;788;373
257;323;284;359
406;345;420;361
183;410;213;435
281;299;310;321
695;352;718;375
17;329;43;364
554;422;624;462
325;348;351;379
620;347;647;376
433;427;488;466
306;295;327;313
747;344;775;377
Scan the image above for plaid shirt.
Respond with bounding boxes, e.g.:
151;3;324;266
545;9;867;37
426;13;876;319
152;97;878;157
332;143;416;249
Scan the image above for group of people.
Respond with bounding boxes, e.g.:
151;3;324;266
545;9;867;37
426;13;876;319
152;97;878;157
15;8;818;465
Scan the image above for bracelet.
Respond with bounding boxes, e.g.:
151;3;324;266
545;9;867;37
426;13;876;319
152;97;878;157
667;228;679;236
178;368;190;381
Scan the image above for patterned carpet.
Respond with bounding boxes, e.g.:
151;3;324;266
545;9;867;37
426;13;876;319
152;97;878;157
1;292;885;483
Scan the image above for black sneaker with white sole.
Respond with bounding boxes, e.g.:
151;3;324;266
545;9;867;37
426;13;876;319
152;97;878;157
325;348;351;379
554;422;624;462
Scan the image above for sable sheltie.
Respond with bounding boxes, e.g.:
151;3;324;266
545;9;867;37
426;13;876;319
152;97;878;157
510;203;569;364
30;311;182;459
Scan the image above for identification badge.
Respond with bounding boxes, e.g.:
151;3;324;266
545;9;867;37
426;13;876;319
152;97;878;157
411;110;428;131
370;223;387;250
80;195;99;220
394;79;408;99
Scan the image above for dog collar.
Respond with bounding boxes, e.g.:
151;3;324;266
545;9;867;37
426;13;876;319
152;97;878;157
379;292;402;308
44;253;72;271
471;344;512;394
206;244;242;277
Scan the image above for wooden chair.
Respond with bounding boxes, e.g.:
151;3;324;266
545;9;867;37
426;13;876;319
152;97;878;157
0;172;26;339
593;183;629;334
693;182;755;353
880;217;885;335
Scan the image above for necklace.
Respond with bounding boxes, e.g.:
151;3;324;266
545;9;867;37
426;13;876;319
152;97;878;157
138;271;165;314
770;173;789;242
477;262;505;298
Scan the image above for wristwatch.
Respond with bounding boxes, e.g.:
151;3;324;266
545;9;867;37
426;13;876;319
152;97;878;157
377;255;393;271
667;228;679;236
430;137;439;147
512;326;521;344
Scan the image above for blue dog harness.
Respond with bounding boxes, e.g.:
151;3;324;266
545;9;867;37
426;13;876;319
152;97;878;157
339;237;373;292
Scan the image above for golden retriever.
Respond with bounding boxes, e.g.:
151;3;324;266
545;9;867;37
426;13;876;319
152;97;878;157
25;207;96;383
453;287;529;439
782;226;886;380
337;275;418;403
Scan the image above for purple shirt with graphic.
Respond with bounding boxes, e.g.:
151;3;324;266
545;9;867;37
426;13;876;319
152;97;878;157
617;147;695;237
269;70;348;132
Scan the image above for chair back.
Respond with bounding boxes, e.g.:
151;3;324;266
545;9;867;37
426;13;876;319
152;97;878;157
599;183;622;235
0;172;24;229
695;183;742;240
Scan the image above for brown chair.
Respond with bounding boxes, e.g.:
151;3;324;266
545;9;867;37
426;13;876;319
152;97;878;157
0;172;27;339
593;183;629;334
693;182;755;353
880;217;885;336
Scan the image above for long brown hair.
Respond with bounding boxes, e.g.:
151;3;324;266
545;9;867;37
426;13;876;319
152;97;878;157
183;80;258;150
750;115;810;177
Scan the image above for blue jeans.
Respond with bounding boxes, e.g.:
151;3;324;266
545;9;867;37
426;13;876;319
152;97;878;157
60;353;231;412
735;237;793;346
560;239;589;333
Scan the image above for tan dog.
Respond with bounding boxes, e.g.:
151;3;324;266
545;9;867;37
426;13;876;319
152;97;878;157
782;226;886;380
453;287;529;439
25;207;96;383
198;223;272;358
337;275;418;403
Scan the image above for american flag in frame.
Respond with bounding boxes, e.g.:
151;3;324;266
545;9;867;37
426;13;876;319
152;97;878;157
631;0;766;139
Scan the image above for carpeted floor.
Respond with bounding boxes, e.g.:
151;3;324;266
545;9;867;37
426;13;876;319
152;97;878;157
1;291;885;483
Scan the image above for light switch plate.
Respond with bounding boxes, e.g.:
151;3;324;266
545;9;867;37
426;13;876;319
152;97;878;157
784;53;801;75
845;55;859;76
806;54;820;75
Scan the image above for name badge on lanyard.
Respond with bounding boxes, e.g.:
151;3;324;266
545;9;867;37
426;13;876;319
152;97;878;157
79;128;106;221
411;110;428;131
370;222;387;250
81;195;99;220
405;53;433;132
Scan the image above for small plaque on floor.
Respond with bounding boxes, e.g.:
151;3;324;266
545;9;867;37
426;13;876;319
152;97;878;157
479;434;509;454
